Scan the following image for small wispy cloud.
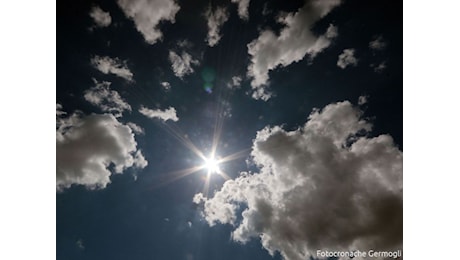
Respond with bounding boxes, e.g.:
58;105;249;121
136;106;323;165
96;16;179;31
127;122;145;135
227;76;242;89
90;55;134;82
204;5;229;47
84;79;132;117
358;95;368;105
168;51;199;79
89;6;111;27
160;81;171;91
337;48;358;69
325;24;338;39
117;0;180;44
139;106;179;122
369;35;387;50
372;61;387;73
231;0;250;20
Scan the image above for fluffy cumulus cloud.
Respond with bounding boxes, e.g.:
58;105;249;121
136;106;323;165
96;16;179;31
139;106;179;122
204;5;229;47
89;6;112;27
56;109;147;191
117;0;180;44
168;51;199;78
84;79;132;117
369;36;386;51
194;101;402;260
231;0;250;20
247;1;341;100
337;49;358;69
90;55;134;82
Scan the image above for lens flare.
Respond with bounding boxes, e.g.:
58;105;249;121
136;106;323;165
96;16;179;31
203;156;220;174
201;67;216;94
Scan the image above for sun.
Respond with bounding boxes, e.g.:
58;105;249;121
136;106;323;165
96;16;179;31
203;156;220;174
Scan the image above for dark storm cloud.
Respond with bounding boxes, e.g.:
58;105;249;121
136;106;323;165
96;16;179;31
194;101;402;260
56;109;147;191
247;0;340;100
117;0;180;44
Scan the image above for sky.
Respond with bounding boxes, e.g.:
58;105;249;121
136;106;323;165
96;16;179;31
56;0;402;259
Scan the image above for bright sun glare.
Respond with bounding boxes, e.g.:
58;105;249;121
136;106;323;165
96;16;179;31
204;156;220;174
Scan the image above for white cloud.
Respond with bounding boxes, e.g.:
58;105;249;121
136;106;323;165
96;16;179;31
56;103;66;116
325;24;338;38
369;36;386;50
139;106;179;122
372;61;387;73
117;0;180;44
56;110;148;191
89;6;112;27
160;81;171;91
337;49;358;69
246;0;340;100
194;100;402;260
177;39;193;48
76;239;85;250
227;76;242;89
204;5;229;47
168;50;199;79
127;122;145;135
231;0;250;20
358;95;368;105
84;79;132;117
262;3;271;16
90;55;134;82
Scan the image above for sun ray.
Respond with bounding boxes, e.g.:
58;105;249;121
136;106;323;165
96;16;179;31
216;169;231;181
147;165;205;190
141;79;252;192
203;156;220;174
157;121;207;160
202;172;212;197
216;148;251;164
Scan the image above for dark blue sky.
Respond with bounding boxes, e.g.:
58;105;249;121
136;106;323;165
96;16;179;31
57;0;402;259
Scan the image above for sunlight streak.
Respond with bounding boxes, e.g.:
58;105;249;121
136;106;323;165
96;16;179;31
147;165;205;190
143;79;251;193
159;121;207;160
217;148;251;164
